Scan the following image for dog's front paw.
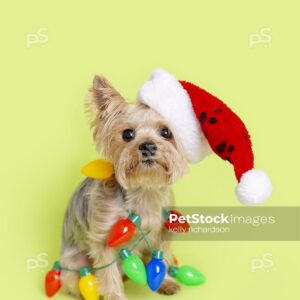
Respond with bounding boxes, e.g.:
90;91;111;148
158;279;181;296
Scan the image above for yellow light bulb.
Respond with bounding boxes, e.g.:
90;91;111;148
81;159;114;179
79;267;99;300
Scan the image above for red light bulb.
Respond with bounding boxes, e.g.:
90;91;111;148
107;213;141;247
163;210;190;232
45;261;61;297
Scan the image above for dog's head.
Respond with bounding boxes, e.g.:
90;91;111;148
87;75;189;189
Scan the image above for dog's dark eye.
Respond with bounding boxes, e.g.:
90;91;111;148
122;129;135;142
160;127;172;140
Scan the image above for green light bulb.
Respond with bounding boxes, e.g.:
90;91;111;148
169;265;205;286
119;248;147;285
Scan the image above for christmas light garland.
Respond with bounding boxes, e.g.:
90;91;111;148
45;210;205;299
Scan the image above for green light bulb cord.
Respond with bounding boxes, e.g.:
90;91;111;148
60;229;151;273
135;222;154;253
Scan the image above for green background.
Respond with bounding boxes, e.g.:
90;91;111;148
1;1;299;299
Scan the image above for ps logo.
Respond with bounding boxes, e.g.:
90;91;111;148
26;252;49;272
251;252;274;272
249;27;272;48
26;28;48;48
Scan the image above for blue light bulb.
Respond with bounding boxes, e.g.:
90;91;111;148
146;250;166;291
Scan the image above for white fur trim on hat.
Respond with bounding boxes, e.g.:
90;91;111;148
137;68;211;162
235;169;272;205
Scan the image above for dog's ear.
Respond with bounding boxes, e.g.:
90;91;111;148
87;74;128;124
90;75;125;111
87;75;128;153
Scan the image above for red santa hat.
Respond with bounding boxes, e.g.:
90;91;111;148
137;68;272;205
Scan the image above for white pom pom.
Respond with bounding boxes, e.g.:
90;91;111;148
235;169;272;205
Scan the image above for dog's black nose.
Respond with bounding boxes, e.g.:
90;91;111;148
139;142;157;156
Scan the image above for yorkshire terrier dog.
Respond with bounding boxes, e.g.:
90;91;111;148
59;75;189;300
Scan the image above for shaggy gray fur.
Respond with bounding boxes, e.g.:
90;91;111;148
61;178;96;252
